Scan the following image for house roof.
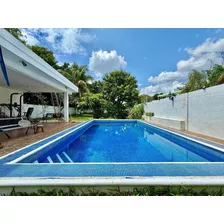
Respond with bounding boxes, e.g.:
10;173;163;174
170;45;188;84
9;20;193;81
0;29;78;94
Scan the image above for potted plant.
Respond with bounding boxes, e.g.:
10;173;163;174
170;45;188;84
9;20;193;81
145;112;154;121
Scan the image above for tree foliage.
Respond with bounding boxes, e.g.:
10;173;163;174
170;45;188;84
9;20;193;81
205;65;224;86
216;73;224;85
181;65;224;94
59;63;93;97
89;80;103;94
152;93;161;101
78;93;106;118
30;46;59;69
128;104;144;119
5;28;27;45
102;70;139;119
139;94;152;103
181;70;207;93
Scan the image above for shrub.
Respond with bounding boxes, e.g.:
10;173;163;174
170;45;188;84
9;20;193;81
5;186;224;196
146;112;154;117
128;104;144;119
78;93;107;119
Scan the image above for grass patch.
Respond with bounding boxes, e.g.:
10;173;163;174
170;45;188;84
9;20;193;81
70;113;93;122
3;186;224;196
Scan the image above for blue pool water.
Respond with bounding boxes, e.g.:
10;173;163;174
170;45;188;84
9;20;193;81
18;121;224;163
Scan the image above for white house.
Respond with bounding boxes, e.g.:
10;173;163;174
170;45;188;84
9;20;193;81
0;29;78;122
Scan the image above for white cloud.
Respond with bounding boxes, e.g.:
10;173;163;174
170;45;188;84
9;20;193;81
196;34;199;38
20;28;96;55
148;71;186;84
140;85;161;95
170;81;185;92
178;47;182;52
88;50;127;77
178;52;222;72
185;38;224;56
141;37;224;95
20;29;40;46
140;81;185;95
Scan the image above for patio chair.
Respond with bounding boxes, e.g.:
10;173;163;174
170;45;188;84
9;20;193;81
19;118;38;135
0;118;38;139
0;107;38;139
24;107;39;125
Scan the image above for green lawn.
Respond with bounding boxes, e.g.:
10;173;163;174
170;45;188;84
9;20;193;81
35;113;93;122
70;113;93;122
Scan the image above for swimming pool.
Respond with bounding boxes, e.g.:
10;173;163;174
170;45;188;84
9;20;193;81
8;120;224;164
1;120;224;182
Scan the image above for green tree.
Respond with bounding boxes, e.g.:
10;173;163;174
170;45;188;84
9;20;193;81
59;63;93;97
139;94;152;103
5;28;26;44
103;70;139;119
216;73;224;85
78;93;106;118
181;70;207;93
89;80;103;94
128;104;144;119
152;93;160;101
205;65;224;87
30;45;59;69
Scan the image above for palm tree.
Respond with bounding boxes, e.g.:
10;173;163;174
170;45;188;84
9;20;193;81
58;63;93;97
181;70;207;93
216;73;224;85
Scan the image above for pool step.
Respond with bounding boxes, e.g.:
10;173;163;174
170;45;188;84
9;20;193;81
56;153;64;163
37;152;73;164
62;151;73;163
47;156;53;163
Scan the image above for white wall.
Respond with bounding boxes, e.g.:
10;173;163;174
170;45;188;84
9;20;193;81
22;104;76;118
144;84;224;140
187;85;224;139
145;93;187;120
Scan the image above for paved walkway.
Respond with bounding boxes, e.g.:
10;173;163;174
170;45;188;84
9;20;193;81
0;122;78;157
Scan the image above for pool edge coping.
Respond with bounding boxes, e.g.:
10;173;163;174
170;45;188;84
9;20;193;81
1;176;224;186
139;120;224;151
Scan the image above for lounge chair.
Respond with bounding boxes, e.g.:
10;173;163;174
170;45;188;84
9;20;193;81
0;107;38;139
0;120;37;139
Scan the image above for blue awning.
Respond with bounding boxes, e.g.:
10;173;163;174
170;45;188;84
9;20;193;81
0;46;10;86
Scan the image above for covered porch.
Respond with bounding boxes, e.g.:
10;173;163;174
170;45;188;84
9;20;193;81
0;28;78;123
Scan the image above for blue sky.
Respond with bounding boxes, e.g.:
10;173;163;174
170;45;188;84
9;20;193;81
20;28;224;95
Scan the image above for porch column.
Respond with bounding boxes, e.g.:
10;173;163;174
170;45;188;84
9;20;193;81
63;92;69;122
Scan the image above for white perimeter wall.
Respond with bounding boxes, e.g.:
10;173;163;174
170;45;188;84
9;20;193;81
0;87;75;118
22;104;76;118
144;84;224;140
